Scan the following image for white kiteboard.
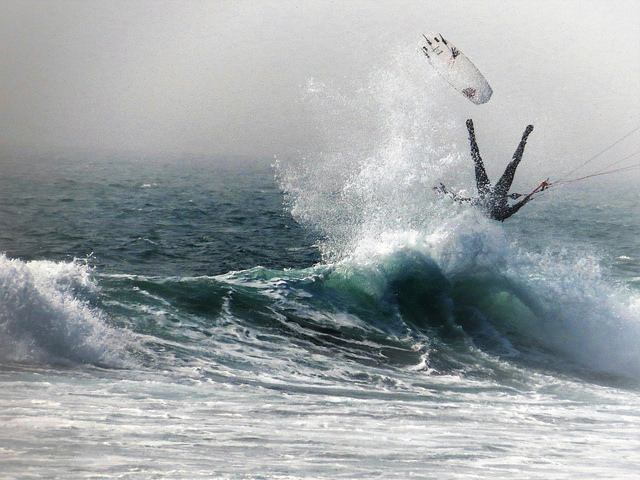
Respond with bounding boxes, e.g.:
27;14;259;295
421;33;493;105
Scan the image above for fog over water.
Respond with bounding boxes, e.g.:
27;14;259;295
1;0;639;173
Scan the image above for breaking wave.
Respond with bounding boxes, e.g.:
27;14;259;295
269;45;640;384
0;254;130;367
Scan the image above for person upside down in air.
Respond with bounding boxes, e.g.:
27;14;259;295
435;119;546;221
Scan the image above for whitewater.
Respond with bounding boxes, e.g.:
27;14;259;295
2;48;640;479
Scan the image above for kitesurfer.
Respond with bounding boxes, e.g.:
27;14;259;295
435;119;540;221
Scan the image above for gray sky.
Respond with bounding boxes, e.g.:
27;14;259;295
1;0;639;162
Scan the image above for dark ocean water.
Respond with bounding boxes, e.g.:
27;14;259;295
0;155;320;276
1;150;640;478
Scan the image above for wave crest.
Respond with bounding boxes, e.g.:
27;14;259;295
0;255;130;367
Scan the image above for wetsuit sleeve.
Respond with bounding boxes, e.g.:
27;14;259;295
497;196;531;222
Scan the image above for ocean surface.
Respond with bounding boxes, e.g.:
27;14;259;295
1;145;640;479
2;53;640;477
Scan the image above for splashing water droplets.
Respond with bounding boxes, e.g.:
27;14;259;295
278;47;468;261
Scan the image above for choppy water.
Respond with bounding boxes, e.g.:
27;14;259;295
2;56;640;478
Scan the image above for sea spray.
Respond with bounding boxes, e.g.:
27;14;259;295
276;46;467;262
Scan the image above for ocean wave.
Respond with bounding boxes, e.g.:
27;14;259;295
0;254;131;367
103;223;638;385
343;224;640;381
16;217;636;384
216;226;640;383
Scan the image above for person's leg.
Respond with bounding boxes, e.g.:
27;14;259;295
466;119;491;196
494;125;534;198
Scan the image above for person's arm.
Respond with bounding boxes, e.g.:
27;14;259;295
433;183;472;203
498;195;531;221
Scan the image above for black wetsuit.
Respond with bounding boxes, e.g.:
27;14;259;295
466;119;534;221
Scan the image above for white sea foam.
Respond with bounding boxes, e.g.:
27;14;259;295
0;254;130;367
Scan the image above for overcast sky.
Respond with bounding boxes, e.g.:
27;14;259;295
1;0;639;162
